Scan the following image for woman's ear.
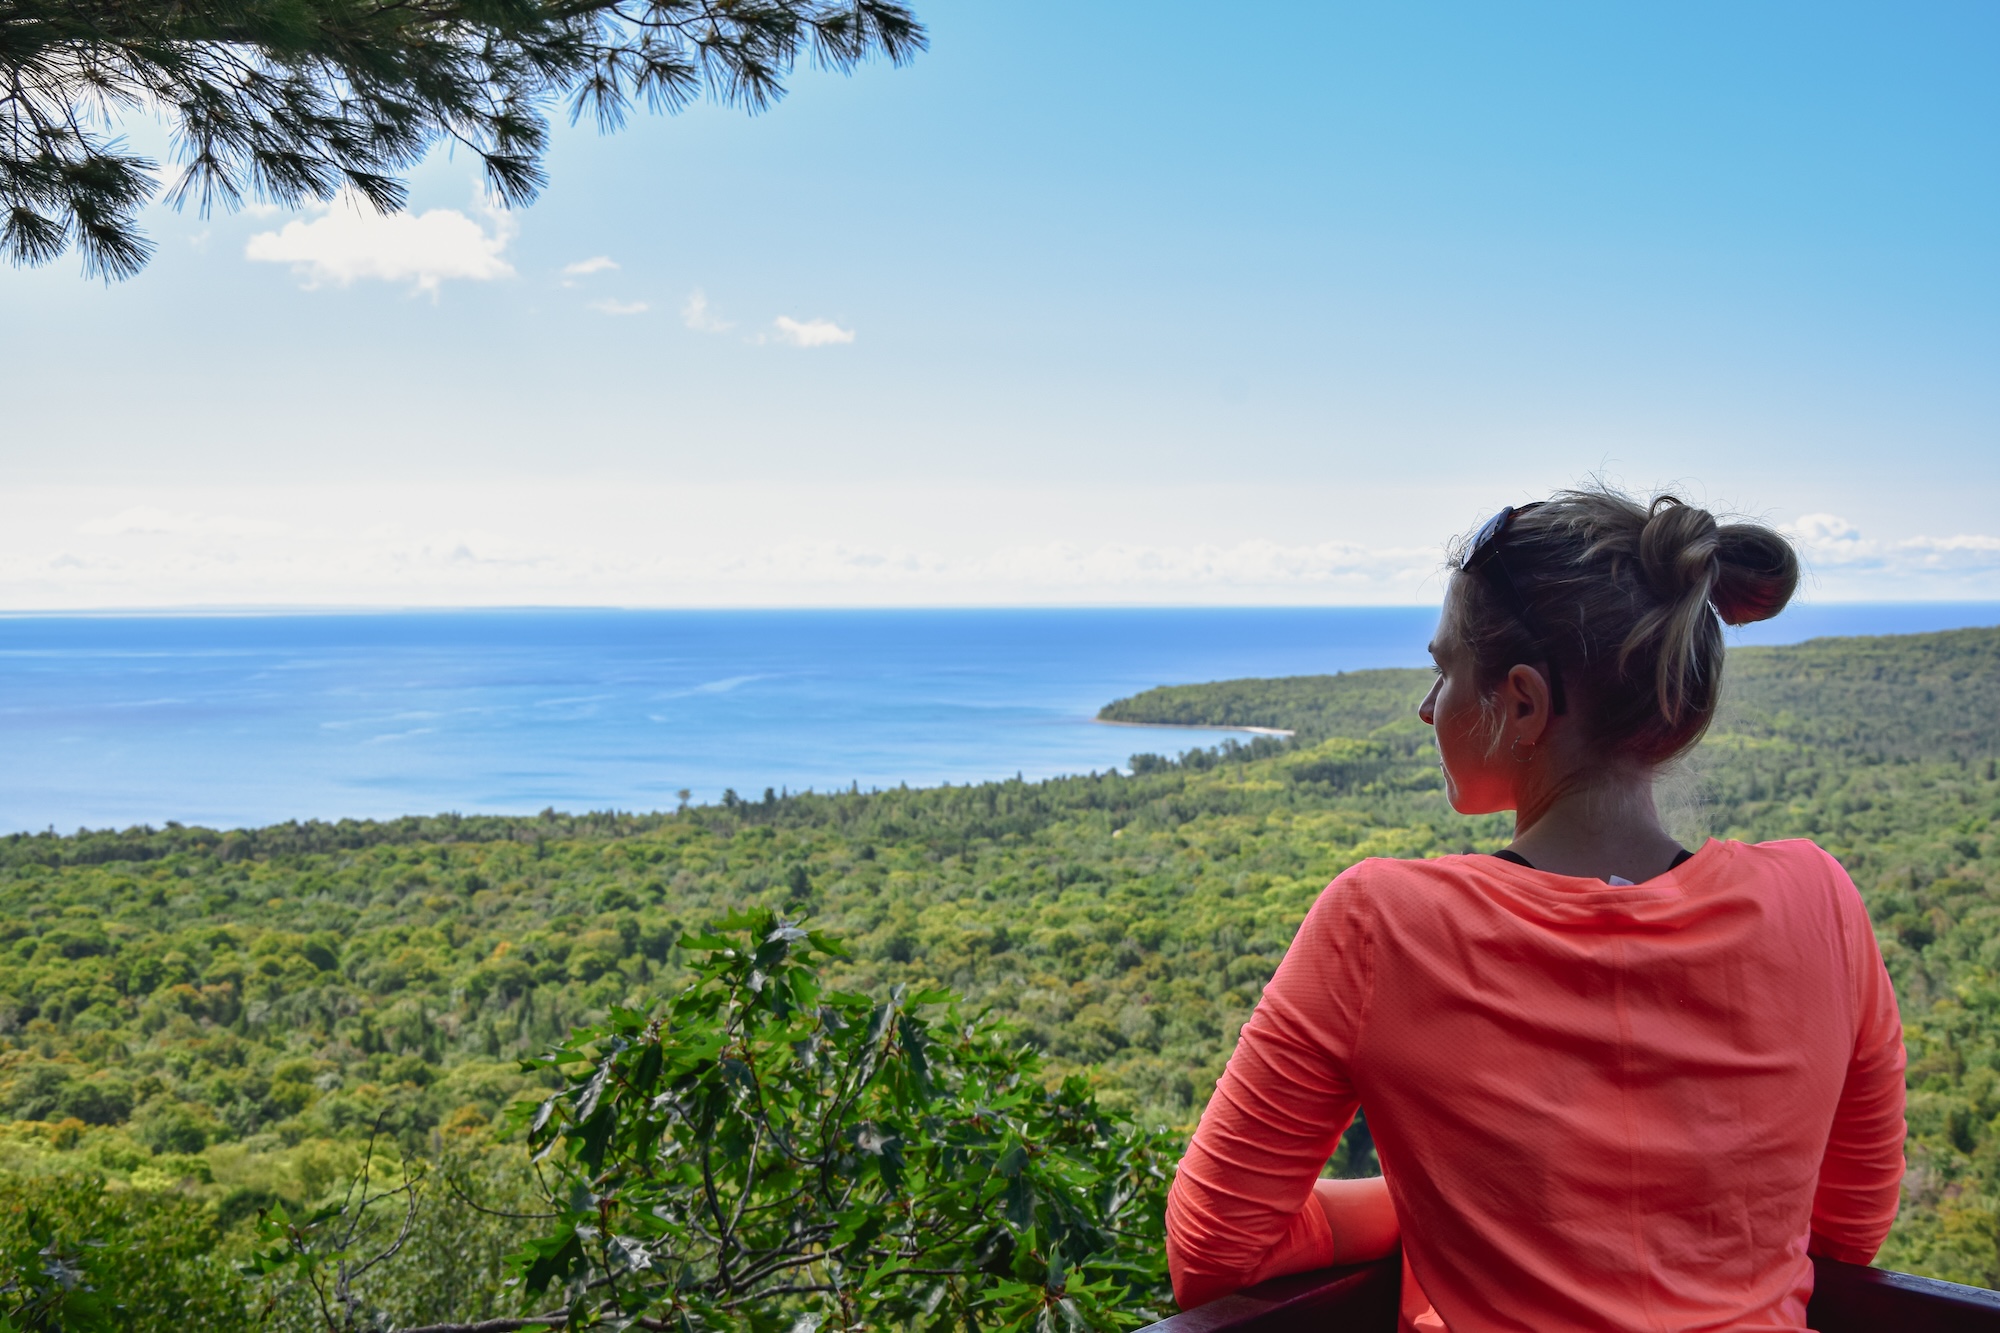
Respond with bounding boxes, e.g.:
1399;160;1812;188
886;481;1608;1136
1502;663;1555;747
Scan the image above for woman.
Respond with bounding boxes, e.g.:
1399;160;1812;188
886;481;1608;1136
1164;489;1906;1332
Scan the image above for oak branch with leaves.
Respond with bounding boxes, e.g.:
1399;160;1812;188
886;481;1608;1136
505;910;1175;1333
1;0;924;278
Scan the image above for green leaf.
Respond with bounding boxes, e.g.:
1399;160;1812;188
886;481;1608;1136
574;1059;613;1121
518;1225;586;1296
576;1102;618;1174
899;1012;934;1099
1004;1173;1037;1231
806;929;851;957
880;1134;906;1192
630;1039;664;1096
720;1057;758;1099
840;1212;882;1261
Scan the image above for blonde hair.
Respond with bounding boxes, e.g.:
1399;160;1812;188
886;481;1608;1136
1447;487;1798;765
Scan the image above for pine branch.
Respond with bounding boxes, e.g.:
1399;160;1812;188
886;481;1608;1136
0;0;927;276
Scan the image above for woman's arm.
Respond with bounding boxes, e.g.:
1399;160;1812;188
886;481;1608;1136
1808;858;1907;1263
1166;870;1382;1308
1314;1177;1400;1266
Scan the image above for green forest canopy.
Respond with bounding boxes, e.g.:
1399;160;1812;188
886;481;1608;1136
1098;625;2000;761
0;624;1997;1325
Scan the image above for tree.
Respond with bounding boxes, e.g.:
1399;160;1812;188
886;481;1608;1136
1;0;924;279
242;1120;428;1332
505;910;1174;1333
0;1175;249;1332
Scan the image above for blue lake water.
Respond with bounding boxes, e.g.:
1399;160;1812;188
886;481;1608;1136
1;603;1994;834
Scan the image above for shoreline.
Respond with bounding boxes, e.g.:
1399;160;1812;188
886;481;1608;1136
1093;716;1296;739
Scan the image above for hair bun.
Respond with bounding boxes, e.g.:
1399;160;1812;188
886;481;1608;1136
1710;524;1799;626
1637;497;1721;603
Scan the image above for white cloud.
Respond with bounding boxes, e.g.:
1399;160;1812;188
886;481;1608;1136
1785;513;2000;574
771;315;856;348
682;289;733;332
563;256;618;276
589;299;649;316
244;189;516;292
681;296;851;343
77;507;285;538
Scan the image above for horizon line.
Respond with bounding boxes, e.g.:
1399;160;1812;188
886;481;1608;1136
4;597;1999;619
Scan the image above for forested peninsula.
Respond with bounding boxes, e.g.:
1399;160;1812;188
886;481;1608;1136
1;626;1996;1326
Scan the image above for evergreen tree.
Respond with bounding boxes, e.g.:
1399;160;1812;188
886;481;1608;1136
1;0;924;278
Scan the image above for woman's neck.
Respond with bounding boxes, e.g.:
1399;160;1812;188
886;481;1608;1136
1507;765;1687;883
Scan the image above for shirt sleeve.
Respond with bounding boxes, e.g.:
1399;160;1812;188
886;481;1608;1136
1808;851;1907;1264
1165;863;1377;1309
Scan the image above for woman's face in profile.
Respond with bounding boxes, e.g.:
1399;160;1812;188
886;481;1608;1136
1419;580;1514;815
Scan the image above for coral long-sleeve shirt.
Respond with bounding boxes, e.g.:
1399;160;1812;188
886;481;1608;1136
1166;839;1906;1332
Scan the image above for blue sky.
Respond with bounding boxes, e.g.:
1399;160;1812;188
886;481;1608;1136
3;0;1996;608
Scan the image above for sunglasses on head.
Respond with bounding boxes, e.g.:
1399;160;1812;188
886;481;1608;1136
1461;504;1568;716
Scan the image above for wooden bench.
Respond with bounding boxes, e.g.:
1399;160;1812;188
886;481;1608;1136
1137;1253;2000;1332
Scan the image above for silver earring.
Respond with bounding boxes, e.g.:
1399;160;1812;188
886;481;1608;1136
1511;737;1535;763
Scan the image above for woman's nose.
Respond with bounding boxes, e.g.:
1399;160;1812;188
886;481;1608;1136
1418;681;1439;726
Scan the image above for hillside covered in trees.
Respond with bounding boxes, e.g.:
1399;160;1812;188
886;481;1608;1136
0;625;1997;1324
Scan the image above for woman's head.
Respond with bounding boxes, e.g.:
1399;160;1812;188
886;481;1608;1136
1424;487;1797;797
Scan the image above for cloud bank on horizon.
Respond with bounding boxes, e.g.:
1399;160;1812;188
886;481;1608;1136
3;487;1995;610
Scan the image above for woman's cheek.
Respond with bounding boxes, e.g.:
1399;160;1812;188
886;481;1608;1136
1438;711;1499;813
